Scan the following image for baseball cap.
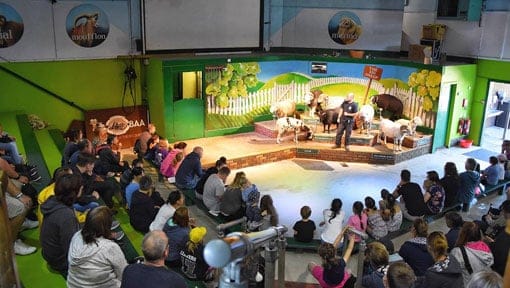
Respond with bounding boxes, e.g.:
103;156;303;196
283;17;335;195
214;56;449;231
190;226;207;243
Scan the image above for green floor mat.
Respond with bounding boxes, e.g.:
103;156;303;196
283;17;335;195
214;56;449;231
34;129;62;178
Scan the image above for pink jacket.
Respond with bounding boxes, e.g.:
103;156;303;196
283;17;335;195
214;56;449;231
347;213;368;242
160;149;183;177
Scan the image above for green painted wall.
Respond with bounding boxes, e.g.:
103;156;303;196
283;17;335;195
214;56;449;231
145;59;167;139
0;59;142;132
441;64;477;146
473;59;510;145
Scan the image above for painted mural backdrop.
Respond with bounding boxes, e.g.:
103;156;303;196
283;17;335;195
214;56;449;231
204;61;442;131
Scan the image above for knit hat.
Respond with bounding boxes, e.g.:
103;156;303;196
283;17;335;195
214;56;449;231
189;226;207;243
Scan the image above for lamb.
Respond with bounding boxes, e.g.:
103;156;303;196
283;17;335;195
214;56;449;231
270;99;297;119
355;105;375;135
276;117;313;144
305;90;328;118
395;116;423;136
379;118;410;152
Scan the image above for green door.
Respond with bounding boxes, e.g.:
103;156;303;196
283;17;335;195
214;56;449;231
432;83;456;152
171;69;205;140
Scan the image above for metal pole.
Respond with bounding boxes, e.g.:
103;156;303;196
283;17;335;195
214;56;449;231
503;106;510;141
355;240;367;288
277;235;286;288
264;241;277;288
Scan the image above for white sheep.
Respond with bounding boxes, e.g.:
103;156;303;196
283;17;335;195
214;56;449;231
379;118;410;152
276;117;313;144
355;105;375;135
396;116;423;136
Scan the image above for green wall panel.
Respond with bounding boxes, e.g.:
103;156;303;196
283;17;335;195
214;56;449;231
0;59;142;132
146;59;167;139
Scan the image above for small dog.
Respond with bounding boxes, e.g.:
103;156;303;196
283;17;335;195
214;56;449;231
337;17;362;44
276;117;313;144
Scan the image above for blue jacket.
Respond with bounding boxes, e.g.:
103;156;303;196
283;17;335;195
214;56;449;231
458;170;480;203
163;220;190;262
399;237;434;277
175;152;204;189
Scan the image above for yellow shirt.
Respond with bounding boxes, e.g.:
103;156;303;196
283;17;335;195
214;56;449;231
37;183;87;224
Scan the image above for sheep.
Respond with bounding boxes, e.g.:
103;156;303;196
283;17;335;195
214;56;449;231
379;118;410;152
305;90;328;118
70;13;99;47
276;117;313;144
270;99;298;119
355;104;375;136
396;116;423;136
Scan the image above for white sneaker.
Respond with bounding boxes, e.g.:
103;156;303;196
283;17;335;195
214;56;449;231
21;219;39;230
208;210;220;217
14;239;36;255
111;220;120;230
255;272;263;282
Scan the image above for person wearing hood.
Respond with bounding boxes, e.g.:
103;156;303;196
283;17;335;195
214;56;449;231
450;222;494;286
67;206;127;288
163;206;191;268
129;176;164;233
420;231;463;288
40;174;82;276
458;158;481;212
175;146;205;190
398;218;434;277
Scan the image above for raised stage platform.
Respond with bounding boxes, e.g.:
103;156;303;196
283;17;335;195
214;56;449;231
173;120;433;170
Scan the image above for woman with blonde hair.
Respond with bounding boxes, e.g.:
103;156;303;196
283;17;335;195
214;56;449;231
362;241;389;288
420;231;463;288
220;171;248;221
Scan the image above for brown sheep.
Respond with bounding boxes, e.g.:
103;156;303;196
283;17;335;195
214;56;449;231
0;15;24;47
70;13;99;47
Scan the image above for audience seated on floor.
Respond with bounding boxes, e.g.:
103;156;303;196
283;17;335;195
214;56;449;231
481;156;501;186
136;123;156;159
68;139;93;168
398;218;433;277
143;133;161;164
440;162;461;209
125;167;144;209
444;211;464;252
160;141;187;181
150;190;184;231
381;194;402;233
393;169;427;221
459;158;481;212
175;146;205;191
202;166;230;216
245;188;263;232
450;221;494;286
293;205;316;243
121;230;187;288
308;227;356;288
0;122;24;165
220;171;247;221
164;206;192;268
362;241;389;288
489;200;510;276
423;170;445;215
320;198;345;245
120;158;144;192
346;201;367;244
365;196;388;240
497;153;510;179
386;262;416;288
40;174;82;277
95;134;128;176
67;206;128;288
129;176;164;233
479;200;509;238
195;156;226;200
260;194;278;230
420;231;463;288
180;226;215;283
466;270;503;288
61;129;82;167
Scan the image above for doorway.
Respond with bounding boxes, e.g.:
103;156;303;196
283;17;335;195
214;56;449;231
171;69;205;140
481;81;510;152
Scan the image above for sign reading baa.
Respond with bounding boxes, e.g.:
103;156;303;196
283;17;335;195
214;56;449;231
328;11;362;45
0;2;24;48
105;115;146;135
65;4;109;48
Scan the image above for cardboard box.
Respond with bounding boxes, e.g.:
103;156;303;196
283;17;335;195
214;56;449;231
422;24;447;40
420;39;442;60
408;44;428;62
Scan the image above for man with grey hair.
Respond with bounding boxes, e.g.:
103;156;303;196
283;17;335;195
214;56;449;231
175;146;205;190
121;230;187;288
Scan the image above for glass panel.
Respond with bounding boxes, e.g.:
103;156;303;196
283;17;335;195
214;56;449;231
173;71;203;101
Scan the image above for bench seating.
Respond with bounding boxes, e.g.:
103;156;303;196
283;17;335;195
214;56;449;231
478;179;510;198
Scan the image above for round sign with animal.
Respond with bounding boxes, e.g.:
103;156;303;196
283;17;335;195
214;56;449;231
328;11;362;45
66;4;109;48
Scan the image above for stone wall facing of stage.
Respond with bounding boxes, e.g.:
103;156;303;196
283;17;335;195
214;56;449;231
223;142;432;170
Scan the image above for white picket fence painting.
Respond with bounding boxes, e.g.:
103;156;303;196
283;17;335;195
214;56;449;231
206;77;437;128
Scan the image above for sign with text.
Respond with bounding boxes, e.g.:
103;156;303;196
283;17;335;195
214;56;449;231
84;106;148;148
363;65;383;80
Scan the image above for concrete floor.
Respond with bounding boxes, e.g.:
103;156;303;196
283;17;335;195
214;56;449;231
138;126;507;285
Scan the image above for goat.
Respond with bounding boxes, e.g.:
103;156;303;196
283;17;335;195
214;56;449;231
270;99;298;119
379;118;410;152
396;116;423;136
276;117;313;144
305;90;328;118
318;108;339;133
70;13;99;47
355;105;375;136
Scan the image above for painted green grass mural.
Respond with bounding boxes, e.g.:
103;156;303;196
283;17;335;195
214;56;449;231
314;83;380;104
260;72;312;90
206;106;270;130
379;78;409;90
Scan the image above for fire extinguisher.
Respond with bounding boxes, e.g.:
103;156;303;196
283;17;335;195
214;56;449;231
458;118;465;134
463;118;471;135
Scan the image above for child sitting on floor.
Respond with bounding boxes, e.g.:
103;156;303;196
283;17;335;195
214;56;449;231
293;205;316;243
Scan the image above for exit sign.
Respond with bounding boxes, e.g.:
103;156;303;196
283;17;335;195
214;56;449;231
363;65;383;80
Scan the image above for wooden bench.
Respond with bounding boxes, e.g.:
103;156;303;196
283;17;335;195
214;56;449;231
478;179;510;198
285;237;321;252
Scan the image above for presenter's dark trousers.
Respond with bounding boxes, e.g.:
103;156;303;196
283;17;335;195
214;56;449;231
335;119;353;147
